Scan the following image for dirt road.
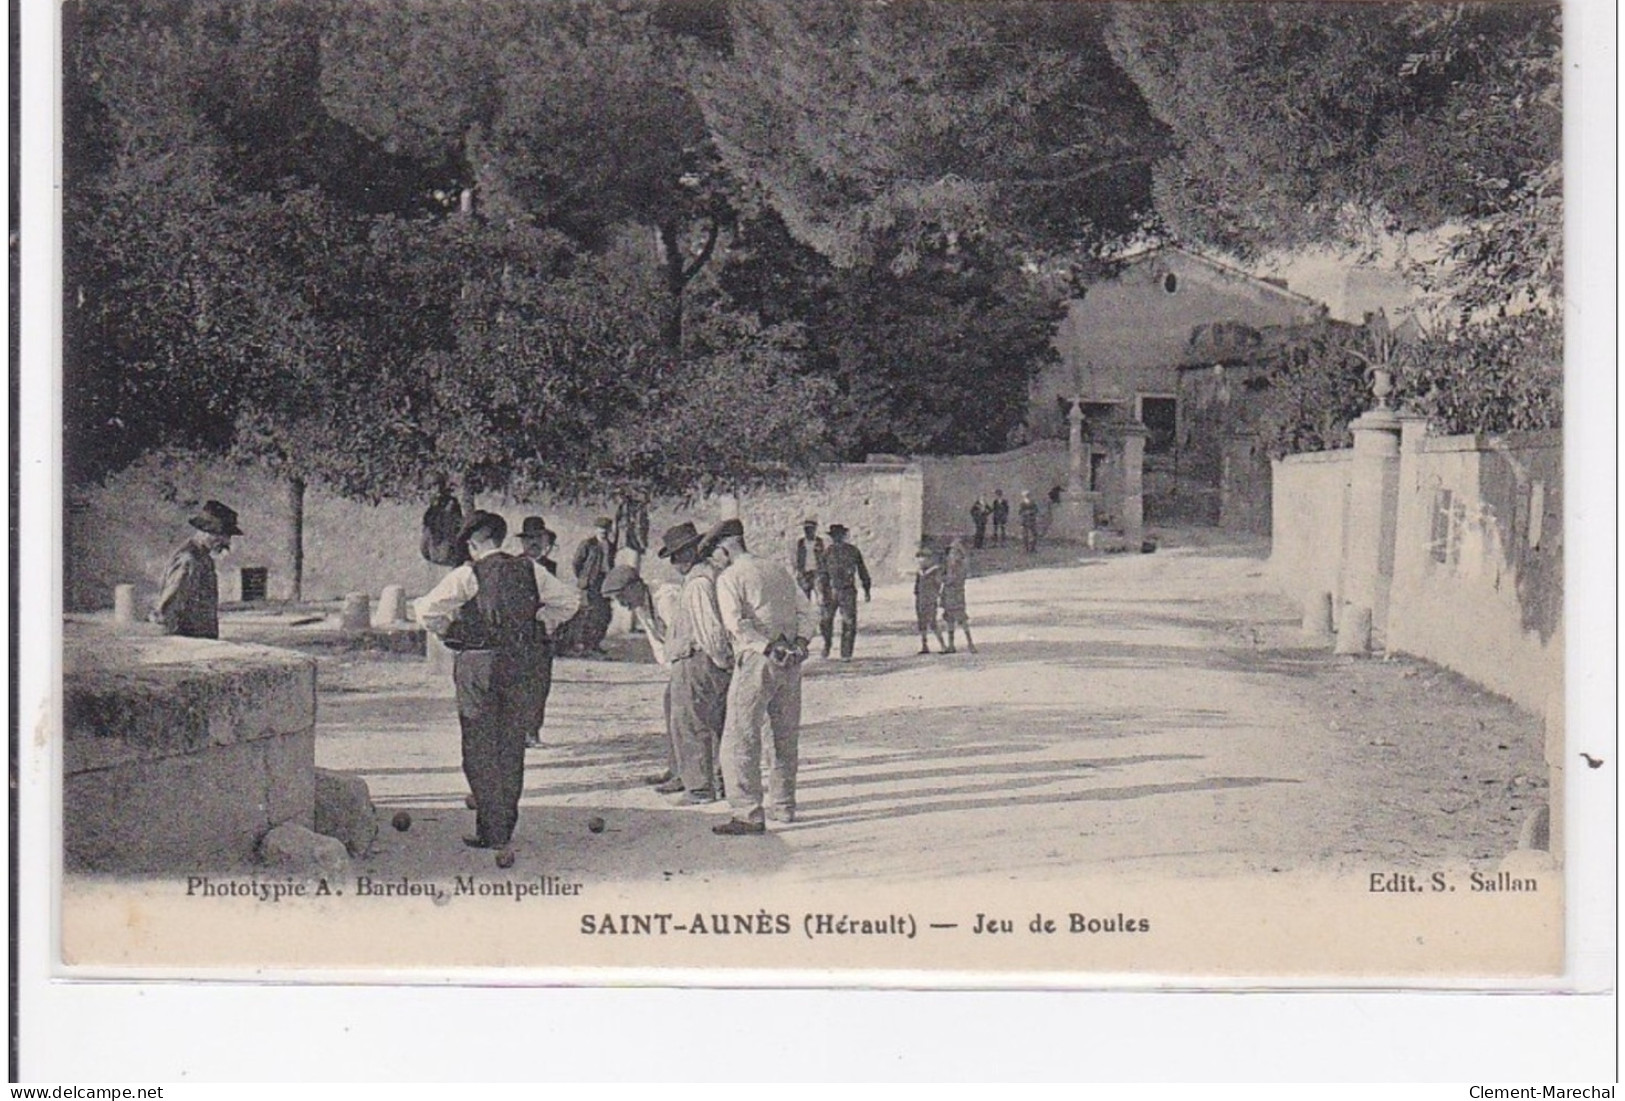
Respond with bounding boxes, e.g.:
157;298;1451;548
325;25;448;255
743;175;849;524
308;531;1544;889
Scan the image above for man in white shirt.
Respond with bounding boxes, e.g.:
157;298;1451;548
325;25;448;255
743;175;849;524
602;562;687;793
413;511;579;859
699;519;818;835
658;522;733;804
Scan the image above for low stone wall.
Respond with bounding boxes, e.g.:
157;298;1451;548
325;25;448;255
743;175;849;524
1270;429;1561;715
64;622;317;873
65;453;927;609
916;441;1069;541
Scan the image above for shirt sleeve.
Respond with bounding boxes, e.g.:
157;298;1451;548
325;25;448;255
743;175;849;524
533;561;581;631
637;608;668;666
412;565;477;635
685;575;733;669
856;550;872;592
152;551;196;633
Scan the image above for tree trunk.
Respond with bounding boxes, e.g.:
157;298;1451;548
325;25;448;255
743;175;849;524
287;475;306;604
458;476;476;520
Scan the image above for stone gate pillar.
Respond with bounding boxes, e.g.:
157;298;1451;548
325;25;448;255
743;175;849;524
1119;422;1149;547
1337;407;1403;653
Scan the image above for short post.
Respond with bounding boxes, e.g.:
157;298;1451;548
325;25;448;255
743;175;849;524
372;585;407;627
112;584;136;625
1334;603;1372;655
340;592;371;631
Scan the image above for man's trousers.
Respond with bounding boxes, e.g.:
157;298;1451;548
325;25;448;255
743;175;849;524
672;655;730;795
454;644;549;846
720;650;802;824
820;587;860;658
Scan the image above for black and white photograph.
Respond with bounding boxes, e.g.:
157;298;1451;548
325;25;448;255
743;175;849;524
16;0;1616;1079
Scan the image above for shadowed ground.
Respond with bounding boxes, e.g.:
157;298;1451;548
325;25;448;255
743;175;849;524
302;529;1545;887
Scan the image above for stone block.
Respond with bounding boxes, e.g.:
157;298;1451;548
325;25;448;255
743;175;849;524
63;625;318;874
340;592;371;630
315;767;377;857
66;738;280;872
113;584;136;624
265;728;317;831
259;823;349;880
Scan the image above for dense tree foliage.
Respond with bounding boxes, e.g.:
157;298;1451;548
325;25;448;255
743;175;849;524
64;0;1564;509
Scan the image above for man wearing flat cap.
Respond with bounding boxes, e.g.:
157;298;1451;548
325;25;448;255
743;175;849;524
701;518;818;834
151;500;242;639
413;511;580;858
565;516;617;656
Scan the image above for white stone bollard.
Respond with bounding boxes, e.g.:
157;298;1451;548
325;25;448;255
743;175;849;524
372;585;407;627
1302;591;1334;636
113;584;137;624
1333;604;1372;655
340;592;371;631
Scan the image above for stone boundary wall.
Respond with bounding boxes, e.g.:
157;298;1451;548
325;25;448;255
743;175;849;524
1269;449;1354;616
1271;429;1561;714
65;453;926;610
916;441;1070;541
64;623;317;872
1386;430;1562;714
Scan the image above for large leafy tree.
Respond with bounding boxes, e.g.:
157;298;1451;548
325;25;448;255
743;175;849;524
693;0;1164;268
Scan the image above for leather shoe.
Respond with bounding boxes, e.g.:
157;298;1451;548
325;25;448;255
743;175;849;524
679;790;717;805
464;794;478;810
524;736;543;749
643;771;675;786
711;818;766;836
766;807;795;824
463;834;493;849
654;777;686;795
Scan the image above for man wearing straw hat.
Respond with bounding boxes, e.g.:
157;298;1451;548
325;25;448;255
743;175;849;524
151;499;242;639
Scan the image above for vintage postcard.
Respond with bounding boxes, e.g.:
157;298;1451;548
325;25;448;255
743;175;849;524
27;0;1611;1013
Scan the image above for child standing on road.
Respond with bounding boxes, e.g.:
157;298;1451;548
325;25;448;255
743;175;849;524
940;538;976;654
913;545;949;655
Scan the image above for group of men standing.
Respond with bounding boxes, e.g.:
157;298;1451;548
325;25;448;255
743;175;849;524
969;490;1042;553
148;498;834;860
791;517;872;661
415;511;819;854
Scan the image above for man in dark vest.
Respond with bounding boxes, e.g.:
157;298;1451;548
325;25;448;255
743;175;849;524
151;500;241;639
414;511;579;859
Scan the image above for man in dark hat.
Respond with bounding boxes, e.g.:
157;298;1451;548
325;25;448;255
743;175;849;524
519;517;559;577
413;511;580;860
701;518;818;834
601;559;687;792
565;516;617;655
791;516;827;603
151;500;242;639
660;521;732;802
819;524;871;660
